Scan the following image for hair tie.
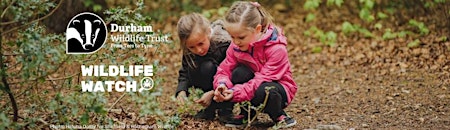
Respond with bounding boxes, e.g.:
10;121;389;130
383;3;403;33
251;2;260;7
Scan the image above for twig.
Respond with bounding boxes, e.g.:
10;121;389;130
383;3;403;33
46;72;79;81
0;81;38;112
0;26;18;122
8;55;71;85
38;118;49;125
0;20;17;26
0;0;16;19
245;87;271;129
108;93;127;111
2;0;64;35
47;75;58;88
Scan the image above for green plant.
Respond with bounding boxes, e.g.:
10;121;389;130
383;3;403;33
303;0;321;10
238;86;274;129
439;36;448;42
359;0;375;22
327;0;344;7
377;12;388;19
341;21;374;38
407;39;421;48
304;26;337;46
312;46;323;53
173;87;205;116
83;0;103;12
408;19;430;35
1;0;173;128
202;7;229;19
305;13;316;22
382;28;397;40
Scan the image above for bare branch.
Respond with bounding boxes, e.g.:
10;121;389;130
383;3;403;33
9;55;71;85
0;0;16;19
108;93;127;111
2;0;64;35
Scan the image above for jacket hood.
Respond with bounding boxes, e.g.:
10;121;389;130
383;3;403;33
250;24;287;48
210;19;232;45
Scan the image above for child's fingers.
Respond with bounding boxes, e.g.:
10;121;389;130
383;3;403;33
222;90;233;101
177;96;185;105
214;95;224;102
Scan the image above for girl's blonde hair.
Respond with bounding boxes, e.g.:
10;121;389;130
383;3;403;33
177;13;211;68
225;1;273;32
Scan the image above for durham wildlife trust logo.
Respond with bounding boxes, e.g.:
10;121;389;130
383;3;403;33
66;12;107;54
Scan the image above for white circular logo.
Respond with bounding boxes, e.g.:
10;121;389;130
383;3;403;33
66;12;107;54
139;77;154;92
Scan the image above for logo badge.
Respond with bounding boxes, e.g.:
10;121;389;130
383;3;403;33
139;77;154;92
66;12;107;54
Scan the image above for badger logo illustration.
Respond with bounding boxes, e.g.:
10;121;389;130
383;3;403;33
66;12;107;54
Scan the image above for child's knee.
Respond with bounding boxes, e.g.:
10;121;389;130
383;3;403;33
231;64;254;84
199;61;217;76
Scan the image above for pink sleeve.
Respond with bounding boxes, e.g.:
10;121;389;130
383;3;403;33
231;45;290;102
213;45;237;90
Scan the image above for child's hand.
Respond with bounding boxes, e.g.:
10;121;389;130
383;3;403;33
221;89;233;101
195;90;214;107
176;91;187;105
213;85;226;102
213;85;233;102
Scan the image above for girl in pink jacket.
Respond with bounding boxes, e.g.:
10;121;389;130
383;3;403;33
213;1;298;128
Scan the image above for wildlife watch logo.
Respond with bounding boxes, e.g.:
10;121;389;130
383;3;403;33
66;12;107;54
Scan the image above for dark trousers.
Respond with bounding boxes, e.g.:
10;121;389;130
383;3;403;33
189;60;233;115
231;64;288;121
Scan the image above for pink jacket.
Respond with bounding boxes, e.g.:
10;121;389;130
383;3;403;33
213;25;298;105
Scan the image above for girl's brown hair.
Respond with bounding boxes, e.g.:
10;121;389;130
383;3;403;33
177;13;211;68
224;1;273;32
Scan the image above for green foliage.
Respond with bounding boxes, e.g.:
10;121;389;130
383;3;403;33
374;22;383;30
157;115;181;129
305;26;337;47
237;86;274;129
407;39;421;48
202;7;229;19
382;29;412;40
327;0;344;7
424;0;447;8
377;12;388;19
305;13;316;22
304;0;321;10
382;29;397;40
358;0;375;22
83;0;103;12
341;21;374;38
408;20;430;35
324;31;337;46
173;87;204;116
360;0;375;9
359;8;375;22
0;112;13;129
439;36;448;42
301;0;445;45
342;21;357;35
312;46;323;53
104;1;151;25
2;0;56;24
1;0;173;128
